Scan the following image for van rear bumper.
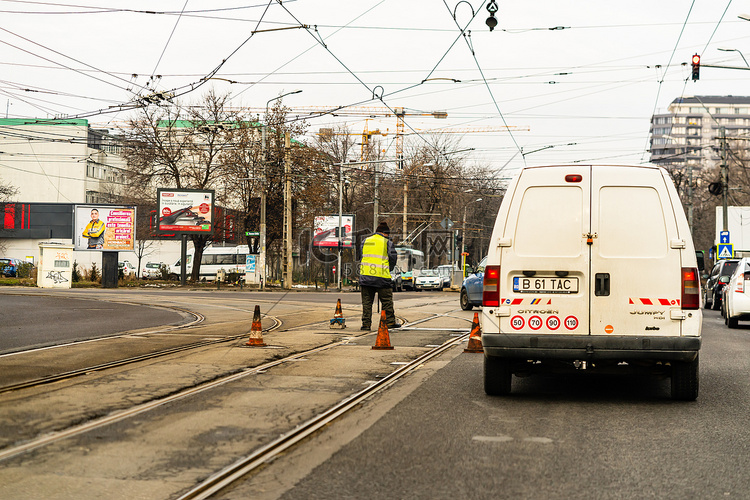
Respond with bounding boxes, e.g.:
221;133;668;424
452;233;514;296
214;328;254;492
482;334;700;362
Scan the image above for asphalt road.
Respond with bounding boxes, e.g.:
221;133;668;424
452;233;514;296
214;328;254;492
0;293;192;353
232;308;750;499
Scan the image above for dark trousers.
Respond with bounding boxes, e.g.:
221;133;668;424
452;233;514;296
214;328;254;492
361;285;396;327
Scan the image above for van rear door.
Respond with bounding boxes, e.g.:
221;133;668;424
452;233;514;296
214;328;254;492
497;165;683;338
498;166;590;335
589;166;683;337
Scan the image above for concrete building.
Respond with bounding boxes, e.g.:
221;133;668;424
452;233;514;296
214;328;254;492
0;118;178;271
650;95;750;170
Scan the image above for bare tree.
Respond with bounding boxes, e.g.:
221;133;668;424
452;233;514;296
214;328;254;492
121;90;245;281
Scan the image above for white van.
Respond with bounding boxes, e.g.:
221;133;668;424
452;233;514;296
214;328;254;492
170;245;250;281
481;165;702;400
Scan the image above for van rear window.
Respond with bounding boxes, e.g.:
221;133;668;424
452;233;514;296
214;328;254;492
514;186;583;257
598;186;667;258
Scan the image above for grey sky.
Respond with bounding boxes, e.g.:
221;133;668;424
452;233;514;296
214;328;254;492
1;0;748;175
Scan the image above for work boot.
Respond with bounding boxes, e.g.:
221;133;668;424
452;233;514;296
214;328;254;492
360;324;371;331
388;322;402;329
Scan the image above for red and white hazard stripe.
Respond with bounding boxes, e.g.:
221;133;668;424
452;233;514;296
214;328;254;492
629;298;681;306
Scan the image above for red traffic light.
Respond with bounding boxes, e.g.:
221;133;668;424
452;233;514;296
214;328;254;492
691;53;700;81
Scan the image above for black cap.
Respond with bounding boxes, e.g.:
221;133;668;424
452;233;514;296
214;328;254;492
376;221;390;235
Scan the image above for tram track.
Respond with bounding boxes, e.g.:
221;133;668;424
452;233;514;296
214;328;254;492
0;311;283;395
176;331;471;500
0;313;466;465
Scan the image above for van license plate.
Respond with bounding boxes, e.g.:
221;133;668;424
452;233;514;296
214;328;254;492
512;276;578;294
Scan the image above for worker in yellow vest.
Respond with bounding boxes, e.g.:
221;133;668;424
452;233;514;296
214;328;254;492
358;221;400;330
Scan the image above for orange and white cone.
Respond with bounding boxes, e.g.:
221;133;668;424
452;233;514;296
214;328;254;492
464;312;483;353
333;298;343;318
330;298;346;328
372;310;394;350
246;305;267;347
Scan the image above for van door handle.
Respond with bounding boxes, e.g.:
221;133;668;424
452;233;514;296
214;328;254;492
595;273;610;296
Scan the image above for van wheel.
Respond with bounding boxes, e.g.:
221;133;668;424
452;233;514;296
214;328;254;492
484;355;512;395
460;289;473;311
728;316;739;328
671;354;699;401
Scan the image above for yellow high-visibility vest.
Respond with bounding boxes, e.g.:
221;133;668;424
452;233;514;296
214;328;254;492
360;234;391;279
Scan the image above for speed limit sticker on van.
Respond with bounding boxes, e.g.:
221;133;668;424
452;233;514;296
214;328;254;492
510;316;525;330
513;276;578;294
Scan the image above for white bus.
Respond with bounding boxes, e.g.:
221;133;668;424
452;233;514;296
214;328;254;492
170;245;250;281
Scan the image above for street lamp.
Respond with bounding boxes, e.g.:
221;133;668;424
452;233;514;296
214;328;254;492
260;90;302;290
462;197;483;278
718;48;749;67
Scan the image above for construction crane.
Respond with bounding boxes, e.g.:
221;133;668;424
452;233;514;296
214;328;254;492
317;121;529;162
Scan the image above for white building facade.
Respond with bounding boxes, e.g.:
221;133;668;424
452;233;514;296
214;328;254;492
650;95;750;170
0;118;179;271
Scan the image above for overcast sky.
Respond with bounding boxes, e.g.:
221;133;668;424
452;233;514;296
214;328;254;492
2;0;749;176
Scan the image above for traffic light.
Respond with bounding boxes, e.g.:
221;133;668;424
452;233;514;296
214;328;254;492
691;54;700;81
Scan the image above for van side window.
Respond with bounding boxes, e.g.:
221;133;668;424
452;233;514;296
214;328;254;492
598;187;667;258
201;255;216;265
514;187;583;257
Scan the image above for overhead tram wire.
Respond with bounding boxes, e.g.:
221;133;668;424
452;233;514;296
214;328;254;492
146;0;190;94
442;0;524;168
274;0;486;165
22;0;281;122
701;0;734;54
641;0;695;162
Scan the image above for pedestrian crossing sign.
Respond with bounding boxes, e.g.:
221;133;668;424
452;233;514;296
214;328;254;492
717;243;733;260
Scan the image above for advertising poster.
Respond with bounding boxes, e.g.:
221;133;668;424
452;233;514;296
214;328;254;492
313;215;354;248
246;254;256;273
74;205;136;251
157;189;214;233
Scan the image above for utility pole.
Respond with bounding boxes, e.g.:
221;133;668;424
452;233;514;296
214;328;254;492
337;166;344;291
720;126;729;232
283;132;292;289
688;157;693;233
402;180;408;244
259;126;267;290
373;163;380;232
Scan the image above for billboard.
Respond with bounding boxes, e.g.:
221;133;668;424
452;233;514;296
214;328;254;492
157;189;214;233
74;205;136;251
313;215;354;248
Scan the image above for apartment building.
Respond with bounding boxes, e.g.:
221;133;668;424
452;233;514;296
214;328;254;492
650;95;750;170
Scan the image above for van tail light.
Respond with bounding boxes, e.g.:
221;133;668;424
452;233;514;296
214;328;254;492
737;280;744;293
681;267;700;310
483;265;501;307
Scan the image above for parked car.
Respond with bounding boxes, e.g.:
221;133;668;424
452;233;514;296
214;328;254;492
724;258;750;328
460;257;486;310
391;266;403;292
704;259;738;310
142;262;165;280
118;261;136;277
414;269;442;291
437;264;453;288
0;258;24;277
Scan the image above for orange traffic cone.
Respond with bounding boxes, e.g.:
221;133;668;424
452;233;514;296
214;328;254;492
372;310;394;350
245;305;267;347
464;312;483;353
330;298;346;328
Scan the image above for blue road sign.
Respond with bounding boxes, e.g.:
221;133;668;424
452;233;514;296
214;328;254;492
717;243;734;260
720;231;730;244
